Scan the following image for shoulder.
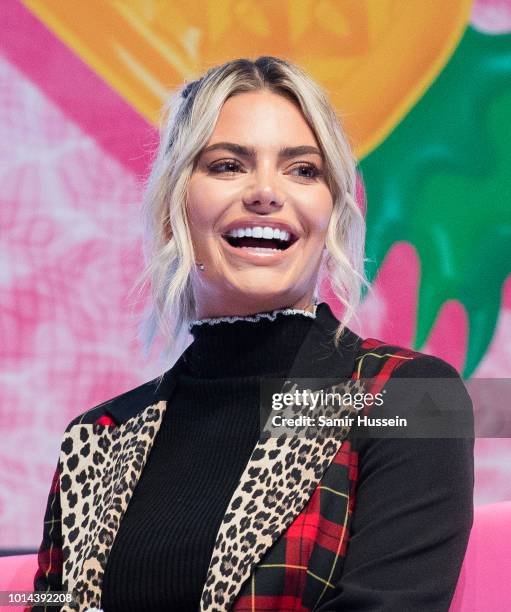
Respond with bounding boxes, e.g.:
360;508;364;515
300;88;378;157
355;337;472;418
63;370;175;433
349;338;474;446
356;337;463;380
355;338;473;436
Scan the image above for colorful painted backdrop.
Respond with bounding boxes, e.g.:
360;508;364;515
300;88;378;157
1;0;510;549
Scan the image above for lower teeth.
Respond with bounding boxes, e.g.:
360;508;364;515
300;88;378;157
240;246;280;252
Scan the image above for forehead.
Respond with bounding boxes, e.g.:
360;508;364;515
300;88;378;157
209;90;319;147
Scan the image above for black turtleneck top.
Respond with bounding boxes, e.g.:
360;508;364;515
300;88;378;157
100;306;319;612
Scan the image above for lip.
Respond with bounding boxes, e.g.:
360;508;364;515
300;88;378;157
220;232;300;265
220;218;301;241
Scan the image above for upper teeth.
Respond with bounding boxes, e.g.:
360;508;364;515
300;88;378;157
226;226;291;241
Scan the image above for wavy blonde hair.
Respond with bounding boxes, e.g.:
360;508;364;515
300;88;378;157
134;56;370;365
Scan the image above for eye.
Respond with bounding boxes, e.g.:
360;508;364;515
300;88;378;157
208;159;244;174
291;163;322;180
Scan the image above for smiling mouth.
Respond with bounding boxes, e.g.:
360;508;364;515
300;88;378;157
221;234;298;251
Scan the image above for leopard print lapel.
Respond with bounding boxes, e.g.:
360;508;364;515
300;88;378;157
199;377;365;611
59;400;168;611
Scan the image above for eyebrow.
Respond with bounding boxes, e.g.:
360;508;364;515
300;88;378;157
200;142;323;159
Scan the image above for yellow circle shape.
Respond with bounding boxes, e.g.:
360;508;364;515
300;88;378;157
24;0;473;158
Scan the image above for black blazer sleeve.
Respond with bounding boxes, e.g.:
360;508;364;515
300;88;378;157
316;355;474;611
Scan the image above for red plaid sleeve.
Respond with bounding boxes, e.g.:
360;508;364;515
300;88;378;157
29;460;64;611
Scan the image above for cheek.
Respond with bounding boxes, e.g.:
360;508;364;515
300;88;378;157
186;176;239;234
186;183;219;233
307;193;333;236
187;202;210;234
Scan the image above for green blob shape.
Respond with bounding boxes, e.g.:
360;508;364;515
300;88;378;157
359;27;511;377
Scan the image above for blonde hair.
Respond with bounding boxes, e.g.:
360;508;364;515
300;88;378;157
134;56;370;365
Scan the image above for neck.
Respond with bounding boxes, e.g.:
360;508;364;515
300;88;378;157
182;302;322;378
188;302;318;331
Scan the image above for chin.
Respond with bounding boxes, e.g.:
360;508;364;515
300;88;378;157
227;283;304;311
227;265;295;285
229;274;292;295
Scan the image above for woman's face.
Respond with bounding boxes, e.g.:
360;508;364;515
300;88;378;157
186;90;333;318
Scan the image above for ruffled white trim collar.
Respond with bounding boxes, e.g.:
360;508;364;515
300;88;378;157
189;303;318;330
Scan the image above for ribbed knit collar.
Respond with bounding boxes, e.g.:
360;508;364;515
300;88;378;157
182;303;322;378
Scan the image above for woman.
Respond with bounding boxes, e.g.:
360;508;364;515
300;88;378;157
32;56;473;611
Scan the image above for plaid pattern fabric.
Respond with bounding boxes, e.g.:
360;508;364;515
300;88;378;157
231;441;358;612
32;463;63;597
30;338;421;611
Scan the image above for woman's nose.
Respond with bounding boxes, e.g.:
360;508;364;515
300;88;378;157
242;168;285;212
